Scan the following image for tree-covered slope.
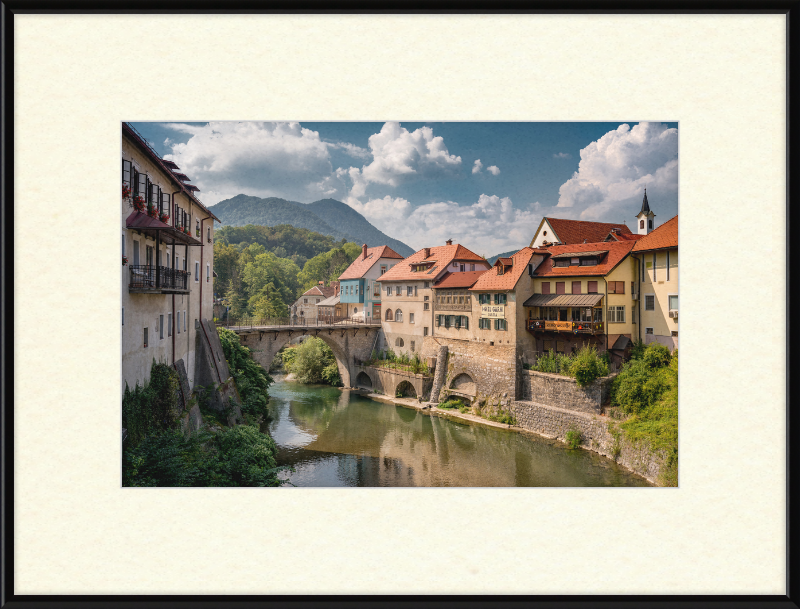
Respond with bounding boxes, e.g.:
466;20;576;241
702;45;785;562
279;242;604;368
487;250;518;265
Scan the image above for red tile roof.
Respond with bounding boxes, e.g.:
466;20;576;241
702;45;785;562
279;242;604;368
632;215;678;252
533;241;636;277
433;270;487;289
607;232;644;241
379;243;487;282
471;247;536;291
337;246;404;280
537;217;633;245
301;281;338;298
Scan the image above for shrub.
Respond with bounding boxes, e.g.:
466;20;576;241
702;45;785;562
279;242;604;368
643;343;672;369
284;336;342;386
629;338;647;361
535;349;574;375
122;360;182;448
567;345;609;387
437;399;463;409
565;425;582;449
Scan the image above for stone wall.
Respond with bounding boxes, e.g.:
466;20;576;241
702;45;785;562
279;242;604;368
422;337;517;407
511;400;666;484
521;369;616;414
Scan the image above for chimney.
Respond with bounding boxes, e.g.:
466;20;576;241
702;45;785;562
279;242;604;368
446;239;453;246
318;280;324;286
423;247;430;259
362;243;368;260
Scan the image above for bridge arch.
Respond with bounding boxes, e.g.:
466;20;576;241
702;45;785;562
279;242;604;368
449;373;477;395
396;380;417;398
355;371;373;390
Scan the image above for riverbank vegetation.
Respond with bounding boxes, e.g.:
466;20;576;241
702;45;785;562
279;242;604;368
281;338;342;386
609;342;678;486
364;349;431;375
218;327;273;420
526;345;610;387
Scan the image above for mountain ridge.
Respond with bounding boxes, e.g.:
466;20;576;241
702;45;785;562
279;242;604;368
209;194;415;257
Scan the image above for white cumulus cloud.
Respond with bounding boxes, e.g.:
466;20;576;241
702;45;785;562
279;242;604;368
487;165;500;176
162;121;336;206
553;152;571;159
556;122;678;221
345;193;536;256
472;159;483;174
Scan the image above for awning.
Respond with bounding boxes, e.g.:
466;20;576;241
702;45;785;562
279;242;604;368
611;335;631;350
523;293;604;307
125;211;203;246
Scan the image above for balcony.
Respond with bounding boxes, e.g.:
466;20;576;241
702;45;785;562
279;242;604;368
129;265;190;294
527;319;604;334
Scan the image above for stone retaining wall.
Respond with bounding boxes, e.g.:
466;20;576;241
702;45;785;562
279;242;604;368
521;369;616;414
354;365;433;400
511;400;666;485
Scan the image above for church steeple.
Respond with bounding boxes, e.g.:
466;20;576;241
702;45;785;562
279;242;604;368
635;188;656;235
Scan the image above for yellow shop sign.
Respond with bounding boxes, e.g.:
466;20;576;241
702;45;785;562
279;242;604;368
480;304;505;319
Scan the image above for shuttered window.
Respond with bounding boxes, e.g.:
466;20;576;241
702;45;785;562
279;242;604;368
461;316;469;329
161;192;170;216
494;319;507;331
645;295;655;310
137;172;148;201
122;160;132;188
588;281;598;294
542;282;550;295
556;282;565;295
572;281;581;294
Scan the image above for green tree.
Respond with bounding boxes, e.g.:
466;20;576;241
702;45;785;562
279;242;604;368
284;337;342;386
297;243;361;294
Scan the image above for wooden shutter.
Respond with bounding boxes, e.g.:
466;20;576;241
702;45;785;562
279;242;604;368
122;160;131;187
137;172;147;200
556;282;565;295
174;203;179;227
616;281;625;294
588;281;598;293
462;316;469;330
572;281;581;294
608;282;616;294
162;192;170;216
542;282;550;295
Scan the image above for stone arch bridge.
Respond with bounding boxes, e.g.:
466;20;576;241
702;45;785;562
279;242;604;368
227;323;381;387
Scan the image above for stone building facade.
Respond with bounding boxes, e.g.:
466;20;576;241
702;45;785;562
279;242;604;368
121;122;218;396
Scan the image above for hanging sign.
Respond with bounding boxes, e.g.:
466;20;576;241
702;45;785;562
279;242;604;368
480;304;505;319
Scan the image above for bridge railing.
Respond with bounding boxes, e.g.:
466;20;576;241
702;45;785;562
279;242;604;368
215;316;382;331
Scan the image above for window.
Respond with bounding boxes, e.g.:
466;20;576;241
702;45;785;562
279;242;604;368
196;220;200;236
304;298;308;304
184;256;187;272
407;286;413;296
593;308;602;322
588;281;598;294
435;315;440;327
184;311;187;332
648;219;653;229
556;282;565;295
168;313;172;337
645;295;655;311
380;265;387;275
609;306;625;323
143;327;148;348
572;281;581;294
133;240;140;266
580;258;597;266
669;295;679;311
541;282;550;295
409;313;415;324
671;331;678;337
387;286;393;296
460;264;465;272
494;293;507;305
571;308;581;322
207;263;210;282
177;311;181;334
608;281;625;294
640;219;645;229
581;308;592;322
645;327;654;335
479;318;490;330
554;259;570;267
424;327;429;336
452;262;458;268
423;303;429;310
395;337;404;347
410;341;415;352
159;315;164;339
386;309;393;321
145;245;154;266
195;262;199;282
494;319;507;331
395;309;403;322
423;282;430;289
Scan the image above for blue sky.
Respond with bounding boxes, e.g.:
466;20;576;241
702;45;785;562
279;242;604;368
129;121;678;257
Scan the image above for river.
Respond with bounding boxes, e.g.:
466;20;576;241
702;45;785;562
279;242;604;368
264;376;651;487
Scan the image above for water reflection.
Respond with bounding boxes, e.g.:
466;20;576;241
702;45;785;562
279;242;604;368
266;377;650;487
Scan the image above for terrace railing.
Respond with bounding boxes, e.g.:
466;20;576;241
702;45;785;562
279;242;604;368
129;265;190;292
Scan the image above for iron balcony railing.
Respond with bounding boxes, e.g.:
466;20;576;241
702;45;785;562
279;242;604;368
214;315;382;331
129;265;190;292
527;319;604;334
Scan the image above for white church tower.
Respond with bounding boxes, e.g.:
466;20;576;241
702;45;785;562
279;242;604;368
636;188;656;235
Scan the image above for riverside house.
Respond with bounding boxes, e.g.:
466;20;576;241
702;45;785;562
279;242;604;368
632;214;678;350
121;122;218;396
524;240;638;366
379;240;490;356
338;244;404;321
292;281;338;321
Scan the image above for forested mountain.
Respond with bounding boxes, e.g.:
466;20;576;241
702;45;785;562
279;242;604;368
305;199;414;257
209;195;414;257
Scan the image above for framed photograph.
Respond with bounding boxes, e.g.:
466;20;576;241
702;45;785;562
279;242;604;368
3;5;794;606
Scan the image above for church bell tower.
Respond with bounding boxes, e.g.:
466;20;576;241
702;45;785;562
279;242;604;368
636;188;656;235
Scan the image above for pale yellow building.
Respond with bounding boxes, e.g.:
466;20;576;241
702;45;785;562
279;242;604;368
121;123;218;396
632;215;678;351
